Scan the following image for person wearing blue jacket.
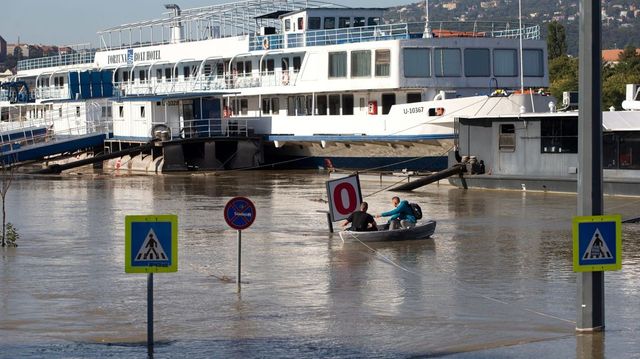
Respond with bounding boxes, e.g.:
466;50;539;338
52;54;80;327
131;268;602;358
376;196;416;230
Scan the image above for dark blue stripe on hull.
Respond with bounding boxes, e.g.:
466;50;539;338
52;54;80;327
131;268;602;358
264;155;448;171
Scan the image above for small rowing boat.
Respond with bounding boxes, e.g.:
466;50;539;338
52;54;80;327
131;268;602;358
339;220;436;243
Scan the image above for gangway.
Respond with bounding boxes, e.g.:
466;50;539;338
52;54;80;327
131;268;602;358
0;133;107;165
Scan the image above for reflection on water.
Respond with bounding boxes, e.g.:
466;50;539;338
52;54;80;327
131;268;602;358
0;172;638;358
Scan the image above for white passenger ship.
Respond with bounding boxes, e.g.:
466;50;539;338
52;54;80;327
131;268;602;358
1;0;553;172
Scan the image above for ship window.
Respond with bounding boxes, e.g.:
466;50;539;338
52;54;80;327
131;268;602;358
266;59;275;73
604;134;619;169
139;70;146;81
140;106;146;118
203;65;212;76
316;95;327;115
237;61;245;75
107;107;112;117
403;48;430;78
499;124;516;152
329;95;341;115
262;98;271;114
76;106;80;117
216;63;224;76
368;17;381;26
324;17;335;30
271;98;279;114
381;93;396;115
240;99;248;115
309;17;321;30
184;66;191;78
328;52;347;78
293;56;301;72
165;68;172;80
375;49;390;77
339;17;351;28
464;48;490;77
351;50;371;77
156;69;163;80
285;19;291;32
101;106;107;118
119;106;124;118
407;93;422;103
541;118;578;154
59;108;62;118
342;94;354;115
354;17;365;27
297;17;304;31
524;49;544;77
434;48;461;77
122;71;129;82
244;61;252;75
281;58;289;71
494;49;518;77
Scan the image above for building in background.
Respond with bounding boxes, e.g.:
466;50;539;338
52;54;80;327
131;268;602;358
0;35;7;62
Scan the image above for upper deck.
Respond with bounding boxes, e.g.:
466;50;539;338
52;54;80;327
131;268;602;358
17;0;540;72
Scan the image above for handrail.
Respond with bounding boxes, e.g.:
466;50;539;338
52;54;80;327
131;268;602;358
17;51;97;71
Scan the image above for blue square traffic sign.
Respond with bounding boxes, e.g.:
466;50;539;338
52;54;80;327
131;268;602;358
573;215;622;272
125;215;178;273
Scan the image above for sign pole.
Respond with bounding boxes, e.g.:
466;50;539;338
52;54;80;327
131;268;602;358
237;229;242;292
577;0;604;332
147;272;154;356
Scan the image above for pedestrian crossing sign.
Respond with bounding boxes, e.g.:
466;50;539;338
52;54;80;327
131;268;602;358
573;215;622;272
125;215;178;273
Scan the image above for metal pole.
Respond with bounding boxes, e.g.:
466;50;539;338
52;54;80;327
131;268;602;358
237;229;242;292
326;212;334;233
518;0;524;93
147;273;154;356
577;0;604;332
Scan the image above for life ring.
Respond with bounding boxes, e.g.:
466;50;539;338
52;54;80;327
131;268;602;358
262;37;270;50
282;71;289;85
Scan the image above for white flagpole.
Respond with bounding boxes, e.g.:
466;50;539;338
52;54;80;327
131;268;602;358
423;0;432;38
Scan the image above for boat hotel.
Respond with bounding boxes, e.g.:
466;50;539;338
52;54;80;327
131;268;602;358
1;0;553;172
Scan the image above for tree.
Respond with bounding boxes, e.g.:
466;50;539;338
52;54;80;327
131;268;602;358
0;157;17;247
547;21;567;60
548;55;578;101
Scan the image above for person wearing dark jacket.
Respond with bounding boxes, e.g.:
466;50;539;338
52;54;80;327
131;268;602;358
377;196;416;230
342;202;378;232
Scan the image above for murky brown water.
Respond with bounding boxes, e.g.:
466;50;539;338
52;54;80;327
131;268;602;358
0;171;639;358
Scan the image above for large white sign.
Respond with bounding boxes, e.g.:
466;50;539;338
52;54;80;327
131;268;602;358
326;174;362;222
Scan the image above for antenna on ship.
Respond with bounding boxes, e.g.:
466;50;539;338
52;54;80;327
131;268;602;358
422;0;432;38
518;0;524;92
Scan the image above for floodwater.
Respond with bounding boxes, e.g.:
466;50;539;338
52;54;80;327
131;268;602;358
0;171;639;358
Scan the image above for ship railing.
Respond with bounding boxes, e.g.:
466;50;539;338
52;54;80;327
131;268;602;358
17;51;97;72
33;86;69;101
0;105;111;152
248;21;540;51
181;117;257;139
112;69;298;96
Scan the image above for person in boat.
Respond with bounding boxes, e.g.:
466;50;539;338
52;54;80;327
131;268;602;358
377;196;416;230
342;202;378;232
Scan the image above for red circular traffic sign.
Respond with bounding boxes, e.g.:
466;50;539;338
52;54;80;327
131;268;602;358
224;197;256;230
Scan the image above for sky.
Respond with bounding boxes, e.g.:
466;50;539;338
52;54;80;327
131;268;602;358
0;0;412;46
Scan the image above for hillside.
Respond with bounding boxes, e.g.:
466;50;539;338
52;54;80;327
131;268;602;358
385;0;640;55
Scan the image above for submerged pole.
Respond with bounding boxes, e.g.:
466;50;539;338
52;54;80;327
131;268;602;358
576;0;604;332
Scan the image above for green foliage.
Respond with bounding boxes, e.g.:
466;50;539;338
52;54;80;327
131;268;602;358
547;21;567;60
548;55;578;100
602;47;640;109
3;223;19;248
